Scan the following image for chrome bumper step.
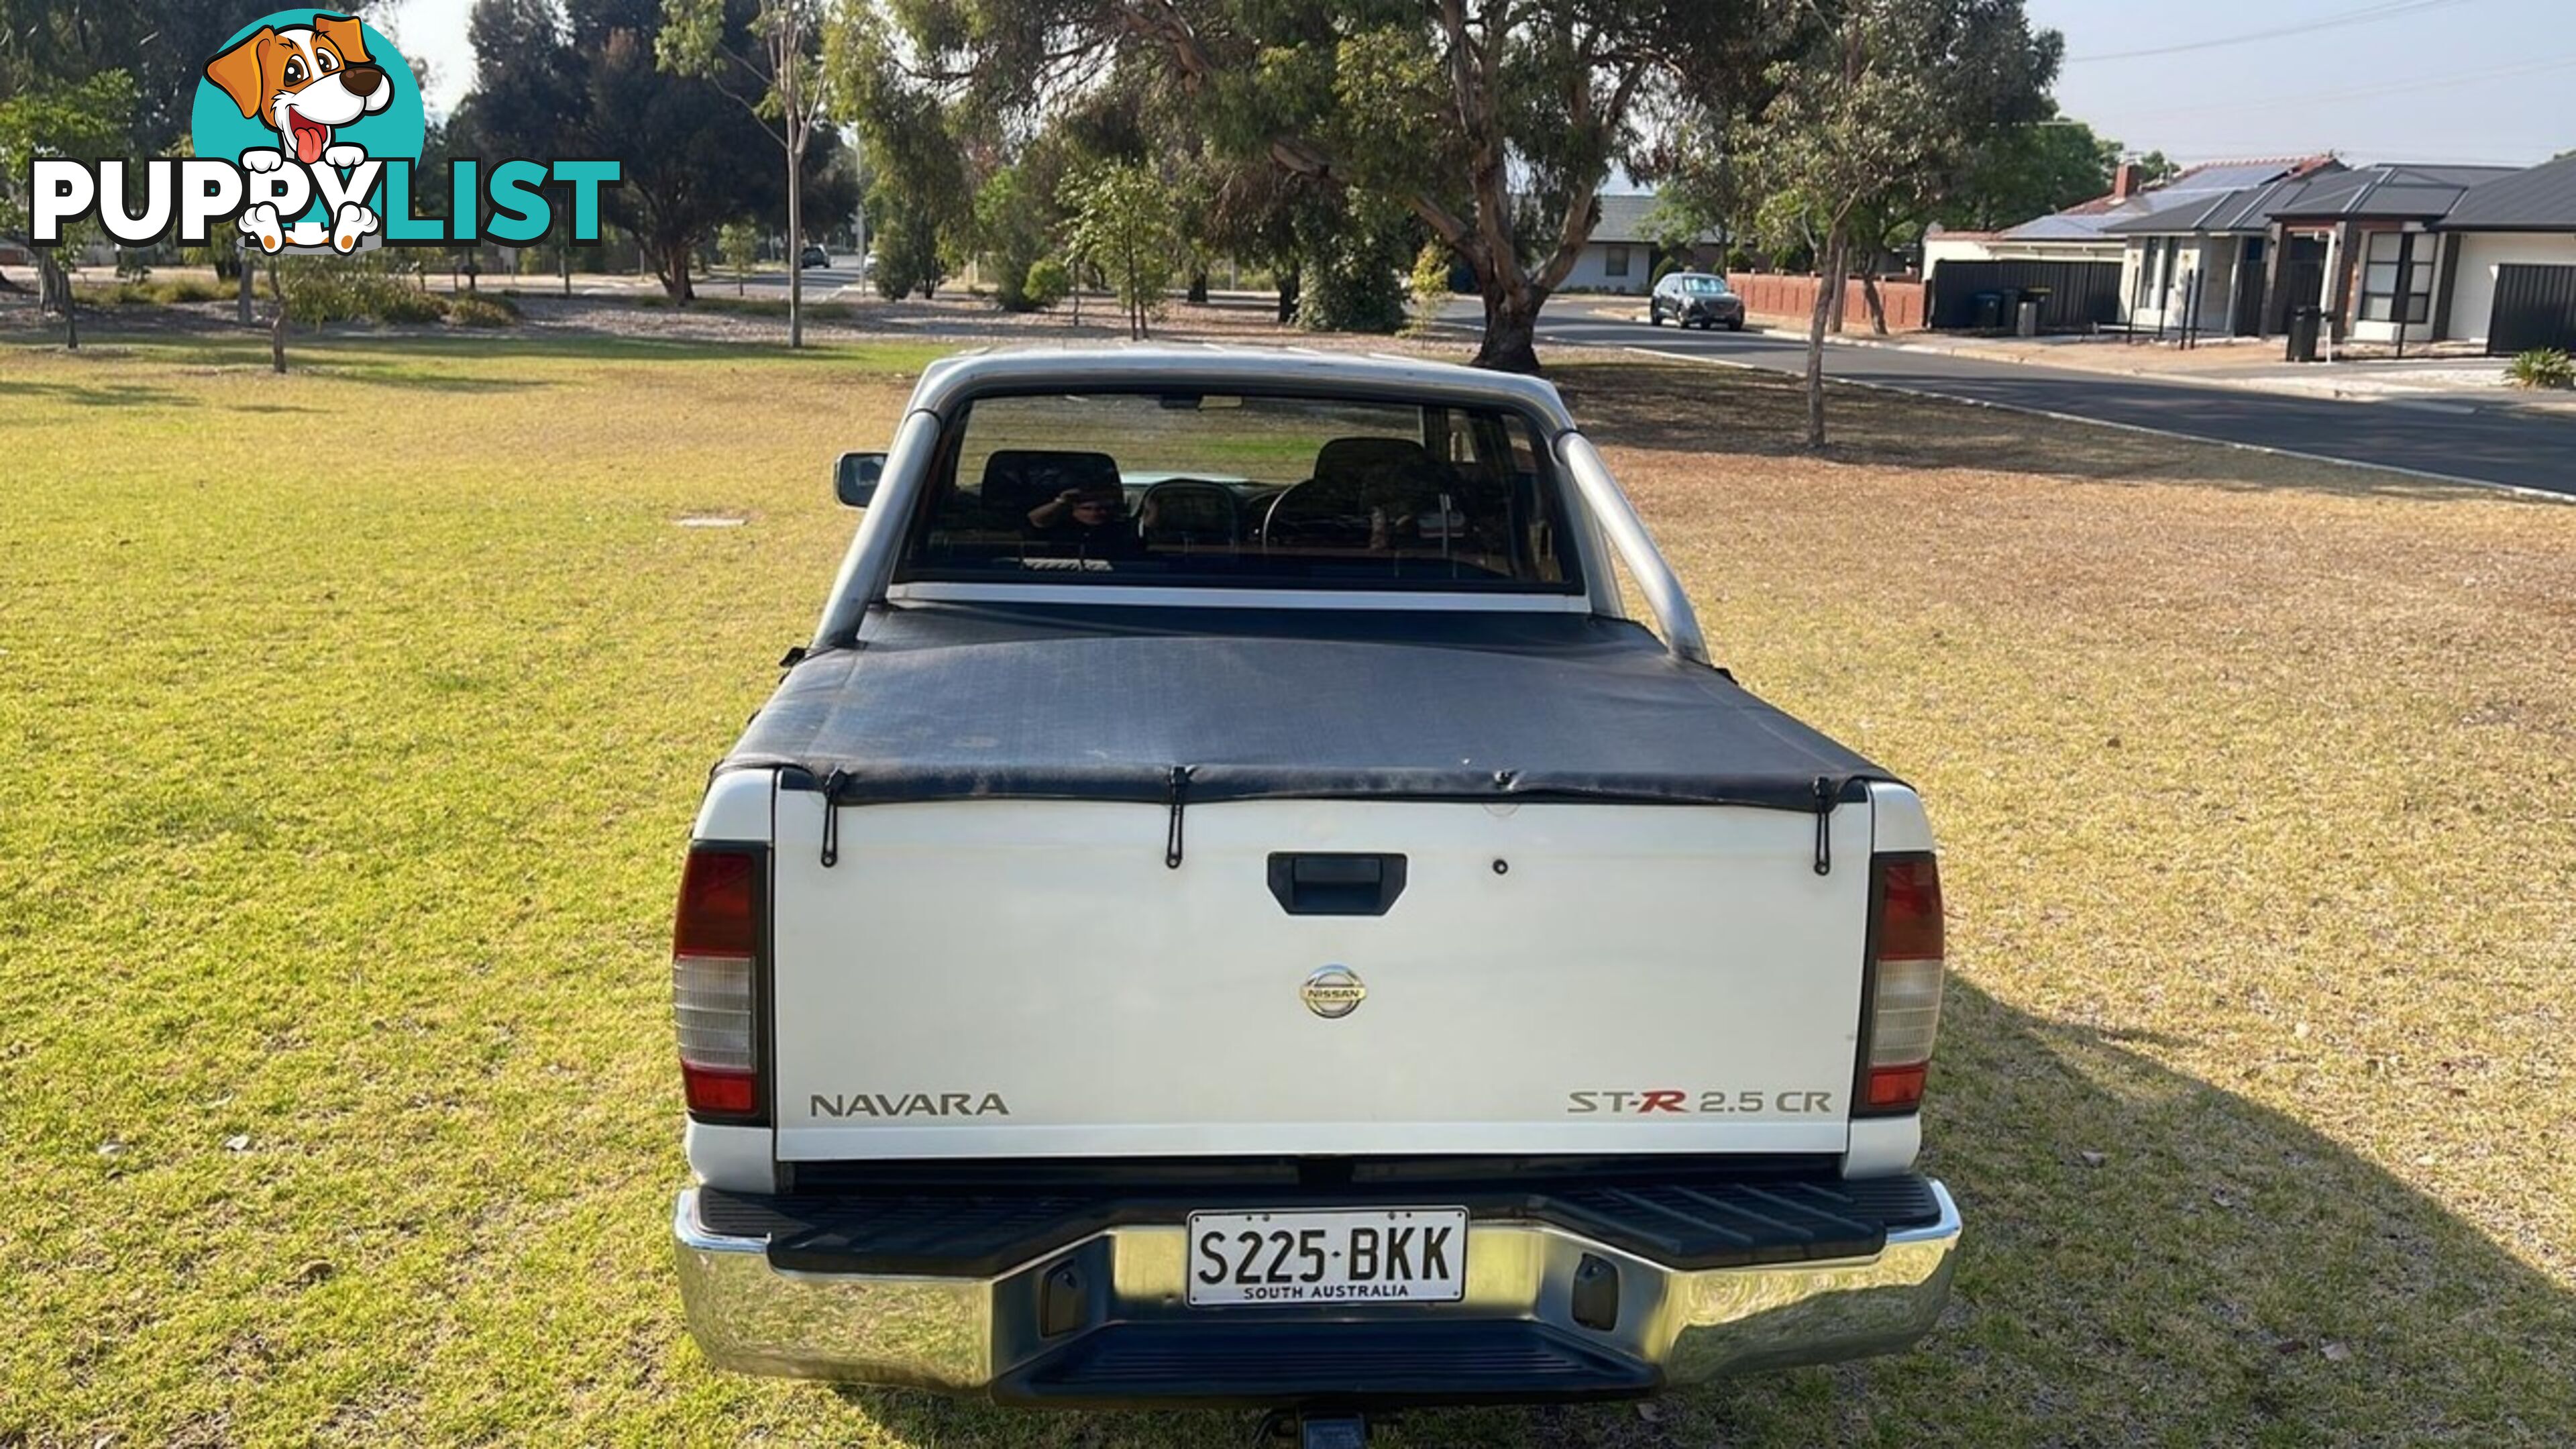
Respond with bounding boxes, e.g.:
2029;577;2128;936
674;1179;1962;1403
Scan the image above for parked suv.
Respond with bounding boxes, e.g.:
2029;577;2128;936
1650;271;1747;331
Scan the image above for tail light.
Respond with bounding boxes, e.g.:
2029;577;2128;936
673;846;764;1122
1857;852;1943;1116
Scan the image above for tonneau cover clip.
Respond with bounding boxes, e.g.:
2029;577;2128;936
1813;775;1836;876
820;767;850;868
1164;765;1193;869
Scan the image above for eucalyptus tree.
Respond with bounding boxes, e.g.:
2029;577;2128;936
1680;0;2057;444
661;0;832;343
859;0;1782;372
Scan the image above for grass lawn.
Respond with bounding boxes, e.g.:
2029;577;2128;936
2;328;2572;1446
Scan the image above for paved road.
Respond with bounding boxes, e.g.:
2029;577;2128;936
727;259;865;296
1516;311;2576;499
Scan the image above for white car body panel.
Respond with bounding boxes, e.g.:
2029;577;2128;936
765;796;1872;1162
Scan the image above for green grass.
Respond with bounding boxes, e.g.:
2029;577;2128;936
2;329;2572;1446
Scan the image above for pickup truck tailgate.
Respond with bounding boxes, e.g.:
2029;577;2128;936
768;793;1870;1161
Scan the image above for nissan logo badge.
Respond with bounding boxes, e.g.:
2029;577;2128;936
1301;965;1366;1020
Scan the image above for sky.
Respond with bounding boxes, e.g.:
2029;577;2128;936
2027;0;2574;167
380;0;476;119
386;0;2573;168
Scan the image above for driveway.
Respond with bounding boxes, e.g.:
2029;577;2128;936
1489;306;2576;499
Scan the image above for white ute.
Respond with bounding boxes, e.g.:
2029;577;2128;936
669;347;1960;1424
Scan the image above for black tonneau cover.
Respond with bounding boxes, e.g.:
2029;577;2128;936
723;604;1898;817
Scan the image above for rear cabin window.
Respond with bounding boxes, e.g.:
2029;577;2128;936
896;391;1578;592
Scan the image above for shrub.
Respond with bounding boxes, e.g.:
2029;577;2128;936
447;296;517;327
278;260;445;325
2507;348;2574;390
1022;258;1071;311
1650;254;1688;286
377;290;449;324
162;278;225;303
1407;241;1453;309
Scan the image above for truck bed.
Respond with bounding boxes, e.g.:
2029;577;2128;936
723;603;1897;814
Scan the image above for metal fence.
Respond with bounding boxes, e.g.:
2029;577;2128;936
1923;260;2125;331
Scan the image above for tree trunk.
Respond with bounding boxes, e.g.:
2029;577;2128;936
36;252;77;347
1803;226;1847;449
268;260;288;374
653;241;694;301
44;256;76;347
561;241;571;299
1861;272;1889;336
1471;277;1544;375
786;144;804;348
238;250;256;325
1187;268;1208;305
1825;244;1848;335
1276;265;1299;326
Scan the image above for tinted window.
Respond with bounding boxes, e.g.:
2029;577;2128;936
898;391;1576;592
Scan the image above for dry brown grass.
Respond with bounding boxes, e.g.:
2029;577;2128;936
1548;356;2576;1444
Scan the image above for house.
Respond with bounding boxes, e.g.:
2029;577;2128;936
1949;157;2334;266
2096;152;2576;354
2430;152;2576;352
1556;195;1722;295
2102;162;2516;344
1923;157;2333;331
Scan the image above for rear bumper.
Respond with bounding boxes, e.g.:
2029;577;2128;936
672;1178;1960;1406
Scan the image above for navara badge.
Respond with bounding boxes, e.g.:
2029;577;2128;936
1301;965;1367;1019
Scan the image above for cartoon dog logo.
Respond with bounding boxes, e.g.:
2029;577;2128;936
203;13;389;253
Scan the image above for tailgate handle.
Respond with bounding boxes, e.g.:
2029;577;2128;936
1267;853;1408;916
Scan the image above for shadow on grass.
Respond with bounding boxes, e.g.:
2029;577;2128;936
3;321;947;374
1549;356;2538;505
817;981;2575;1447
3;379;208;409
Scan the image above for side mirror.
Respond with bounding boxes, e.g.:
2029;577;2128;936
835;451;885;508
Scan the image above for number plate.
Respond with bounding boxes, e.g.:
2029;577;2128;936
1185;1207;1468;1307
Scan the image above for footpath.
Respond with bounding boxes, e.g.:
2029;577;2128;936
1568;297;2576;422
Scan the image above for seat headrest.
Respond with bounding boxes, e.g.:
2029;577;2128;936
980;450;1122;517
1311;436;1444;497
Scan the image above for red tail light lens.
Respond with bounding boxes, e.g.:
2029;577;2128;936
1858;853;1944;1116
674;850;758;957
674;847;763;1122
